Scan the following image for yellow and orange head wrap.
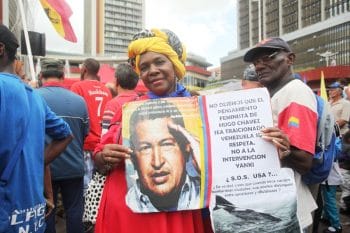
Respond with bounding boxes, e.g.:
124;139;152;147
128;28;187;80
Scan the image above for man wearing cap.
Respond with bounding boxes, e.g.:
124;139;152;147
328;81;350;136
328;81;350;225
241;65;263;89
37;58;89;233
244;37;318;231
0;24;72;233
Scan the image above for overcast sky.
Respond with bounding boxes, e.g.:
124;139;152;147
29;0;237;67
145;0;237;67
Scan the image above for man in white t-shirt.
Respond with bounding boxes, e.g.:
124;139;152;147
244;37;318;231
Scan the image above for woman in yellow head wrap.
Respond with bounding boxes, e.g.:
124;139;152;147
93;29;210;233
128;28;191;98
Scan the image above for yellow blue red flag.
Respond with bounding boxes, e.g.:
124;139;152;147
320;71;328;102
39;0;77;43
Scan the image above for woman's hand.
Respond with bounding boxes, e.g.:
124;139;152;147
95;144;132;173
261;127;291;160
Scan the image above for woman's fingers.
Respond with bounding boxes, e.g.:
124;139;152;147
102;144;132;165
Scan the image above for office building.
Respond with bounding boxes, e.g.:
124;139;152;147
221;0;350;88
181;53;212;90
96;0;145;55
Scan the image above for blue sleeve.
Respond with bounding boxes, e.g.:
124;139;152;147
83;101;90;138
44;101;72;139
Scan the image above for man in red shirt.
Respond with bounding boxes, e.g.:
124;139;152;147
71;58;112;193
101;63;139;136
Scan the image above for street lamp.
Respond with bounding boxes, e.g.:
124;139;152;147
317;51;338;66
252;0;262;41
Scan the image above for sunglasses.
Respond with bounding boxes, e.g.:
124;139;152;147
252;50;282;66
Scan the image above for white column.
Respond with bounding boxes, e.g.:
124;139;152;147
298;0;302;29
321;0;325;21
251;0;261;42
278;0;282;35
2;0;9;26
17;0;36;81
249;0;253;47
262;0;266;39
91;0;97;56
65;59;71;78
258;0;261;41
235;0;241;49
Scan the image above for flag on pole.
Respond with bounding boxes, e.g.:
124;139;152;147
39;0;77;43
320;71;328;102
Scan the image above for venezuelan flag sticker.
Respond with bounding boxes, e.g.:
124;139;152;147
288;116;300;128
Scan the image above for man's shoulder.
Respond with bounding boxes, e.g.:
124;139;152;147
61;88;86;102
0;74;44;107
275;79;316;109
0;73;23;88
76;80;110;96
38;86;84;101
70;80;82;88
339;98;350;107
284;79;312;92
106;96;121;108
114;92;139;105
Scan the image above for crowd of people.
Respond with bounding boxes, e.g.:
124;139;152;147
1;22;350;233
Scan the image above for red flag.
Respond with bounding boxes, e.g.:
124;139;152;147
40;0;77;43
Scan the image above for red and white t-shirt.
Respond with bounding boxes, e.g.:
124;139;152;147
71;80;112;151
101;91;139;136
271;79;317;154
271;79;318;228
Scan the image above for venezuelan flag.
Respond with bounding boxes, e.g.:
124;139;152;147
40;0;77;43
320;71;328;102
288;116;300;128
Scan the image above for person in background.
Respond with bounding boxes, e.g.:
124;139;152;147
13;58;30;83
327;81;350;229
0;24;72;233
244;37;318;232
314;81;350;233
101;62;139;135
328;82;350;136
339;130;350;216
105;82;118;98
344;86;350;101
71;58;112;194
93;28;210;233
319;161;343;233
241;65;263;89
37;58;89;233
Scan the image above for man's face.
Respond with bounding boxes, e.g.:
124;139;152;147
252;49;294;87
132;117;186;199
328;88;342;99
